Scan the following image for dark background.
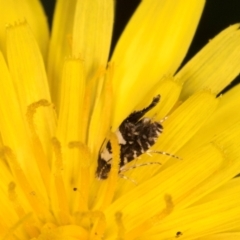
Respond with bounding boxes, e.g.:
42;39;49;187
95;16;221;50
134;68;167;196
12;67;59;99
40;0;240;92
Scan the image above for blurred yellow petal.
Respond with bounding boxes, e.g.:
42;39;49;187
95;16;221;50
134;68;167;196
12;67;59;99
37;224;89;239
198;233;240;240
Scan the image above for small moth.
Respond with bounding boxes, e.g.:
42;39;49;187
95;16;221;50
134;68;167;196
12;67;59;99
96;95;171;180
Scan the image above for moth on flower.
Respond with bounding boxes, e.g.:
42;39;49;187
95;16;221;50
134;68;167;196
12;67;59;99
96;95;177;180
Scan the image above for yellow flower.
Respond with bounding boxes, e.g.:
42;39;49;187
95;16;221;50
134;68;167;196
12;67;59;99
0;0;240;239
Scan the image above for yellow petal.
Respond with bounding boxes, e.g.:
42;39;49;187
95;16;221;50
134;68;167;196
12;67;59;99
37;224;88;239
0;52;28;153
6;21;56;156
0;0;49;59
72;0;114;78
133;77;182;126
57;57;86;144
116;91;218;192
48;0;114;109
56;57;88;205
145;178;240;239
157;91;219;155
0;52;50;201
105;144;224;239
112;0;205;127
184;84;240;153
177;24;240;100
47;0;77;107
88;65;113;157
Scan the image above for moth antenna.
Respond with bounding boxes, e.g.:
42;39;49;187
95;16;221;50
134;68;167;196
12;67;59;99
99;138;108;152
147;150;181;160
121;94;161;124
99;127;113;151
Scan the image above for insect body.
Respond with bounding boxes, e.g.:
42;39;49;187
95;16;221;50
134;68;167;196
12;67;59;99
96;95;162;180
